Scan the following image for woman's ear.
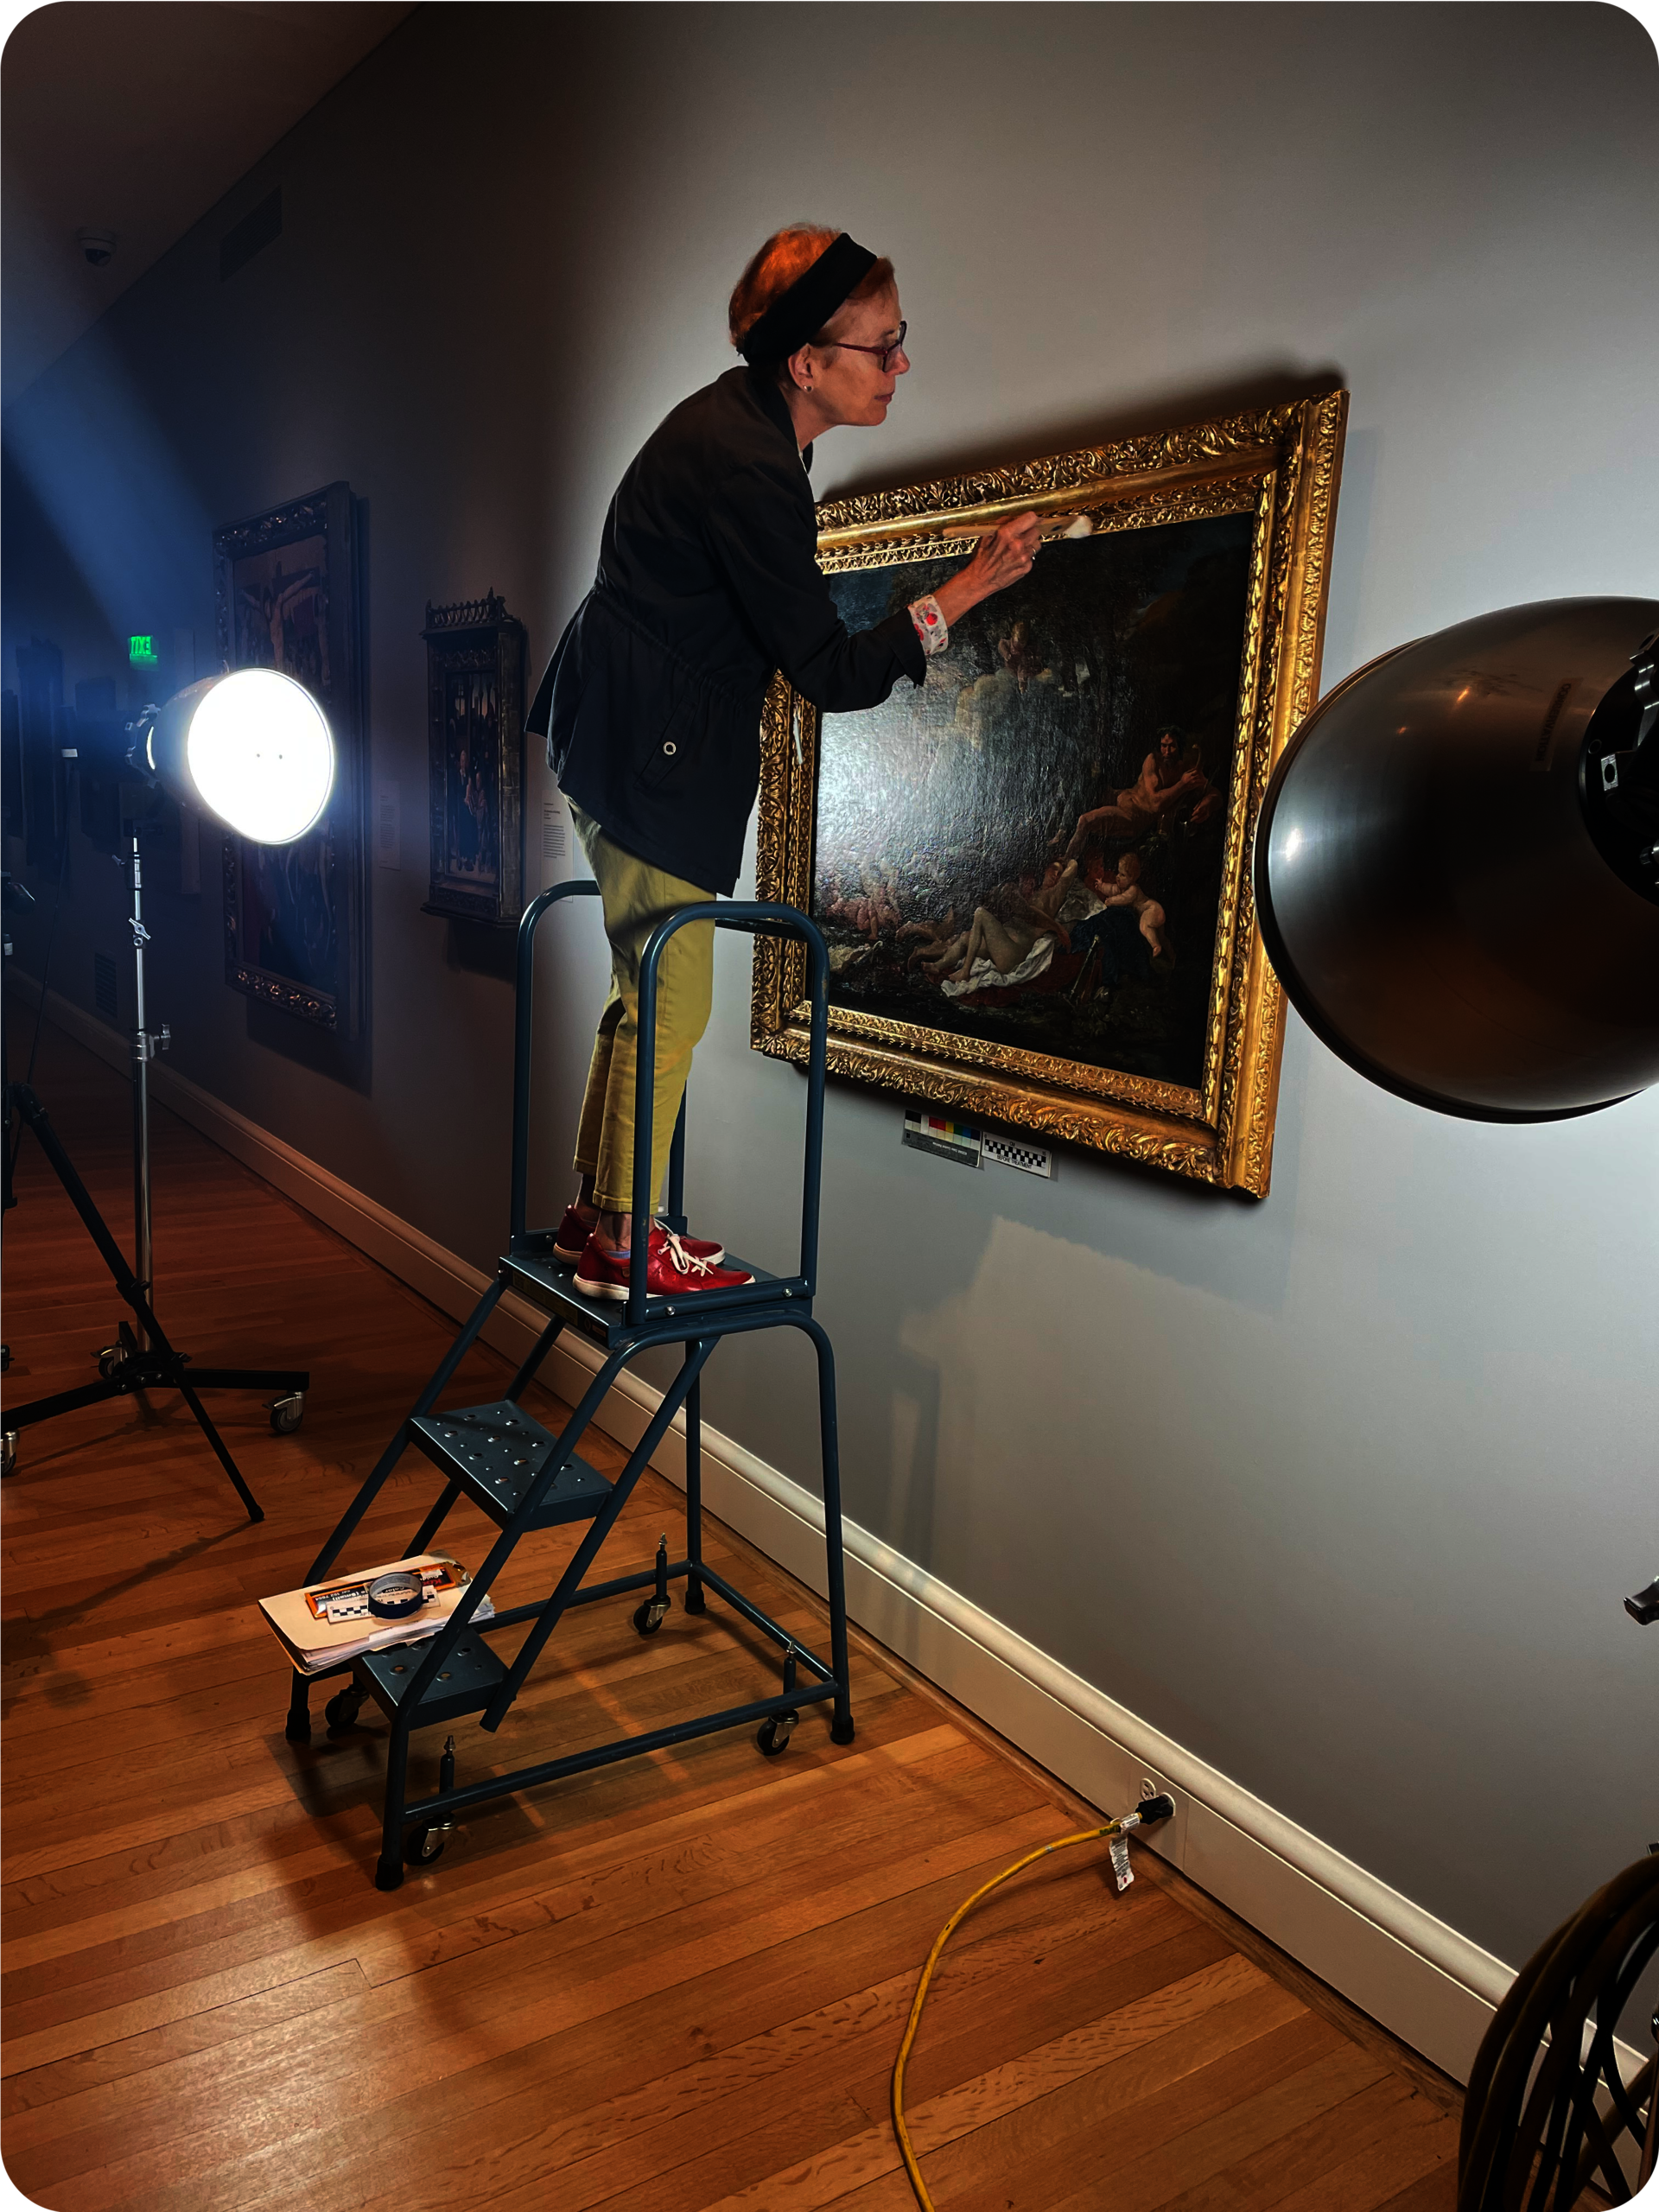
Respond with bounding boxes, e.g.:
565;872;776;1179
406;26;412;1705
785;343;814;393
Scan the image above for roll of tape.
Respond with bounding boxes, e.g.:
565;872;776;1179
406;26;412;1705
367;1570;426;1621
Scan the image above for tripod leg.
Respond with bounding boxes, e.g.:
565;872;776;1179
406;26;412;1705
804;1319;855;1745
9;1084;265;1521
11;1087;149;1315
174;1376;264;1524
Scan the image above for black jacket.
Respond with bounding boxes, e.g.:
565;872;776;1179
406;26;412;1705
525;366;925;893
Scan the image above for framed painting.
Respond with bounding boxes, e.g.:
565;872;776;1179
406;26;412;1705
752;392;1347;1192
214;480;363;1031
420;592;526;927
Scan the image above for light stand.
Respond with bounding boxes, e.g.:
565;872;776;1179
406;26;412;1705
1;828;304;1521
1253;594;1659;2206
2;666;337;1519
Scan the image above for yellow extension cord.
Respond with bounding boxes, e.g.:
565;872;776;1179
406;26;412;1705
890;1806;1165;2212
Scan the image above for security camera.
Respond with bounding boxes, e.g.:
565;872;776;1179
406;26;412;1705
77;229;117;269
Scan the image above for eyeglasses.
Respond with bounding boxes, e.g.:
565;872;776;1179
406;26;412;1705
831;321;907;373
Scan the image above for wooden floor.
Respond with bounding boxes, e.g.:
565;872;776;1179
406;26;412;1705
2;1018;1463;2212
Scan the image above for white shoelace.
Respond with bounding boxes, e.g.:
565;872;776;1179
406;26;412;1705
660;1230;715;1279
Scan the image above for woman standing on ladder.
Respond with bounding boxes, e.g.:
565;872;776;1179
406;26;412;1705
527;226;1042;1301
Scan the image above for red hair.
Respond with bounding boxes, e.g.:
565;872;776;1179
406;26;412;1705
728;225;896;372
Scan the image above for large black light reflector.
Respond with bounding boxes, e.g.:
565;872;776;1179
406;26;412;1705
1254;597;1659;1121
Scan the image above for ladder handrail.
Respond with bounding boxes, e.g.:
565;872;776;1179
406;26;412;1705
509;880;830;1330
631;903;830;1326
510;879;601;1243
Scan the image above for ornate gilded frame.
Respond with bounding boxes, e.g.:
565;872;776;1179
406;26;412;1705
751;391;1347;1193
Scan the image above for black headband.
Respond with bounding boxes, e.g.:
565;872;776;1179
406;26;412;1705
736;232;880;365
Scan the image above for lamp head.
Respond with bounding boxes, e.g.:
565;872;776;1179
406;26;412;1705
1254;597;1659;1121
137;667;334;844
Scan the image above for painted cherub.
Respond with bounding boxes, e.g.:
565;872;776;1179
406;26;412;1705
1095;851;1169;958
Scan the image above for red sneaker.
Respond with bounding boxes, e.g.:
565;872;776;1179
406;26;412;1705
554;1205;723;1266
553;1205;594;1264
573;1226;753;1302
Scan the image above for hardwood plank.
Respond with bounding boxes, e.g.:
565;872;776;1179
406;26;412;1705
1268;2107;1461;2212
2;1016;1465;2212
291;1891;1225;2212
1371;2164;1463;2212
1154;2071;1451;2212
691;1957;1292;2210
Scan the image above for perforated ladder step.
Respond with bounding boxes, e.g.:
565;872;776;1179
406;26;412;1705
359;1630;507;1725
408;1400;613;1529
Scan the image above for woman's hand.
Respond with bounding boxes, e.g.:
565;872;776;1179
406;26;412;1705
932;511;1044;629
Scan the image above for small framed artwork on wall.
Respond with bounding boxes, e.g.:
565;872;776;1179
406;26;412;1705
751;391;1348;1194
421;592;526;929
214;480;365;1032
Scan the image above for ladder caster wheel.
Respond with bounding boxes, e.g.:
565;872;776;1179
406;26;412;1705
1;1431;16;1479
632;1599;671;1637
97;1344;124;1381
404;1824;445;1868
270;1391;306;1436
324;1689;366;1735
756;1712;798;1758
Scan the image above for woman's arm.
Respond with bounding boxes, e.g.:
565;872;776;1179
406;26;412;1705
706;461;926;709
706;463;1043;705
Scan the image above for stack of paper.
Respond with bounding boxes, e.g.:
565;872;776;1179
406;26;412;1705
257;1553;494;1675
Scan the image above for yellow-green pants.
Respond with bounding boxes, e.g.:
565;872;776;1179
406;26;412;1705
571;805;716;1216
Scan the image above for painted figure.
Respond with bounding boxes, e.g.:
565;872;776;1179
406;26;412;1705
1093;851;1168;957
1064;726;1220;855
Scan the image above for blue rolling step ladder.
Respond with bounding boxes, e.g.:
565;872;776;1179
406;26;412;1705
282;881;854;1891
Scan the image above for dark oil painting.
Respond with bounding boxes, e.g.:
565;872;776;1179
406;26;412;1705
230;535;331;696
440;669;501;889
421;593;525;926
215;481;359;1030
812;512;1254;1092
229;533;336;1001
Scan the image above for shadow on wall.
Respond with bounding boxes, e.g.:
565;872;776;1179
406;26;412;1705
1319;425;1381;683
245;997;370;1093
700;1008;1310;1579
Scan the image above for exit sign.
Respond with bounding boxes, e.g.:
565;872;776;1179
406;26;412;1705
128;635;158;667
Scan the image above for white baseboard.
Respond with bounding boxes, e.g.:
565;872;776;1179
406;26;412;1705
21;975;1517;2082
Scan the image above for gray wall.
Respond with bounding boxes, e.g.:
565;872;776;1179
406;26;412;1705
5;3;1656;1975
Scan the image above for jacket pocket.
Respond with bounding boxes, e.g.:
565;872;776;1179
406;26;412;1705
635;681;705;790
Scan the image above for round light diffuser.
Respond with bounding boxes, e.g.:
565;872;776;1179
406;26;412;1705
143;668;334;844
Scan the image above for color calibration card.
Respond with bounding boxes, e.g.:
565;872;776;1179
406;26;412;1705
903;1106;982;1168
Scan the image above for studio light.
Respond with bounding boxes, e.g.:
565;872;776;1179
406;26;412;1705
1254;596;1659;1121
2;660;332;1507
137;666;334;843
1252;596;1659;2207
